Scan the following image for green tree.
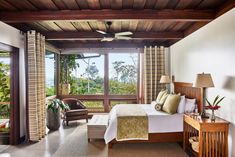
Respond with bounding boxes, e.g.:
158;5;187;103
0;62;10;102
0;61;10;118
60;54;79;84
82;59;99;93
112;61;137;83
85;62;99;79
112;61;125;81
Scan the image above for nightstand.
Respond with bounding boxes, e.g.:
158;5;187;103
183;114;229;157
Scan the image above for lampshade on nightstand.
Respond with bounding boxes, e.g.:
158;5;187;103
195;73;214;118
160;75;171;84
195;73;214;88
160;75;171;90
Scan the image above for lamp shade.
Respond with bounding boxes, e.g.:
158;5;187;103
195;73;214;88
160;75;171;84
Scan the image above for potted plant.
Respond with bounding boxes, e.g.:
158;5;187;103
46;99;69;130
205;95;225;121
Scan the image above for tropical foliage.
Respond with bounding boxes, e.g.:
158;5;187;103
46;87;55;97
58;54;138;111
205;95;225;110
47;99;70;113
59;54;137;95
0;61;10;118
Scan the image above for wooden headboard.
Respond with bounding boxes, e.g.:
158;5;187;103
174;82;203;112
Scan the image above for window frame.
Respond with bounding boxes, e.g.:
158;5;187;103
45;50;58;97
59;51;140;112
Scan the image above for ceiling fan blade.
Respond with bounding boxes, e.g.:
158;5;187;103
101;37;114;42
96;30;107;34
115;36;132;40
115;31;133;36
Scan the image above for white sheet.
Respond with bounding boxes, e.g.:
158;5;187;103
104;104;183;144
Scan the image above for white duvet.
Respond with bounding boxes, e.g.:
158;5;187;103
104;104;183;144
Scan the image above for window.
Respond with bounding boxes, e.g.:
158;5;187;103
109;53;138;95
60;51;140;112
82;101;104;112
45;51;56;97
110;100;137;109
69;53;104;95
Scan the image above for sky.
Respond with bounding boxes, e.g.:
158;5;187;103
71;53;138;79
0;58;10;64
45;52;138;85
1;52;138;87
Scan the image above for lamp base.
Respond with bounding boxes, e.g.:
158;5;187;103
201;112;209;119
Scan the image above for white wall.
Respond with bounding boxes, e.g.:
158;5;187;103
170;8;235;157
0;22;26;138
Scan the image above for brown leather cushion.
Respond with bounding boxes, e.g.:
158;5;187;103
65;109;88;117
62;98;86;110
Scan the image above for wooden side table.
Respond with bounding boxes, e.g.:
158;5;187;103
183;114;229;157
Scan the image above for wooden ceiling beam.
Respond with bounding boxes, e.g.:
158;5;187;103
183;22;209;37
216;0;235;17
57;41;170;49
44;31;184;40
0;9;215;22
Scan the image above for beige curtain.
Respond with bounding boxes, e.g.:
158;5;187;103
27;31;46;141
143;46;165;104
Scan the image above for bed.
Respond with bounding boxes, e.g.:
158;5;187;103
105;82;203;148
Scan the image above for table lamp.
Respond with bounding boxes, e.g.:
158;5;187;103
195;73;214;118
160;75;171;89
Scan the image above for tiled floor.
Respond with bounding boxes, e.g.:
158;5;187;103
0;121;82;157
1;119;188;157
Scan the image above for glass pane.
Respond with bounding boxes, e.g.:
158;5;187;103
109;53;138;95
82;101;104;112
69;53;104;95
110;100;137;110
0;52;10;134
45;51;56;97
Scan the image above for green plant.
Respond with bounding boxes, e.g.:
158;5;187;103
0;62;10;102
0;61;10;118
206;95;225;110
47;99;70;113
60;55;79;84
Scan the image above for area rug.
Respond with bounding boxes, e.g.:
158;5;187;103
53;123;188;157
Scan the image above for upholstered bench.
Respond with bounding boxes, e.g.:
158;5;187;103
87;115;109;142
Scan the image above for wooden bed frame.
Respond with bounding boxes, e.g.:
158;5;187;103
108;82;203;148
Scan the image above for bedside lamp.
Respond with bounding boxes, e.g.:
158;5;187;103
195;73;214;118
160;75;171;90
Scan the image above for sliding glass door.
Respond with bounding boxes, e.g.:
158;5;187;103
0;52;11;144
0;43;19;145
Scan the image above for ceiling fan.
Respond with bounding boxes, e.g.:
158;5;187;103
96;21;133;42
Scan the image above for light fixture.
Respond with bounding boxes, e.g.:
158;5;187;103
160;75;171;89
195;72;214;118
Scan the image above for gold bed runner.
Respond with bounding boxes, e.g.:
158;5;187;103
116;104;148;141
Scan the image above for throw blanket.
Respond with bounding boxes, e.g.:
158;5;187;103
116;104;148;141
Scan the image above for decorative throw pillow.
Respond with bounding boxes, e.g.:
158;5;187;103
177;95;186;113
151;101;158;109
155;103;163;111
159;93;169;104
156;90;168;103
184;98;196;113
162;94;181;114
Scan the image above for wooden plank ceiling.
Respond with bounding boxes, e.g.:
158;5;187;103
0;0;234;48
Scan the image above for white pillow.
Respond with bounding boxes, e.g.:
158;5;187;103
151;101;158;109
177;95;186;113
184;98;196;113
